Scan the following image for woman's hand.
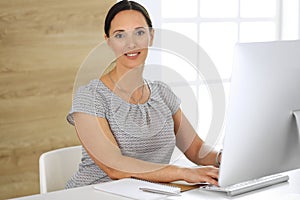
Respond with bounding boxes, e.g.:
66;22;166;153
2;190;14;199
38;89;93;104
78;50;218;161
182;166;219;186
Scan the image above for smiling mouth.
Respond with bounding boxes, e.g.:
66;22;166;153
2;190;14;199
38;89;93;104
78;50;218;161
124;52;141;57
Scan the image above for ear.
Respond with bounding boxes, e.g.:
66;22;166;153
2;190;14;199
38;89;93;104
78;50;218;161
104;34;112;47
149;28;155;47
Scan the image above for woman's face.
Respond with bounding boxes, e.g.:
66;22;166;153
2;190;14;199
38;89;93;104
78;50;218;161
106;10;154;69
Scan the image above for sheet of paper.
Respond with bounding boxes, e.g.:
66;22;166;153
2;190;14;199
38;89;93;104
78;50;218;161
93;178;180;200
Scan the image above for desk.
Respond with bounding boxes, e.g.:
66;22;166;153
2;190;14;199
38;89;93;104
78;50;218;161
11;168;300;200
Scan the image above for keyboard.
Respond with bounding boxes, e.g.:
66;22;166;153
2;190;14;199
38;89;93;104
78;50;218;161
200;174;289;196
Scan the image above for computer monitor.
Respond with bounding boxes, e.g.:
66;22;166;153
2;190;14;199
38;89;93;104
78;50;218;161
219;40;300;187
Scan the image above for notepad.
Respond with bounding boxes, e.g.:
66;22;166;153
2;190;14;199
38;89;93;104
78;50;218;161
93;178;181;200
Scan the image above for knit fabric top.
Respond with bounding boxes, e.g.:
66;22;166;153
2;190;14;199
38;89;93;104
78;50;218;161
65;79;181;188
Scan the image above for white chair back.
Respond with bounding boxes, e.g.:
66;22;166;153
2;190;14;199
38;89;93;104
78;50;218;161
39;145;82;193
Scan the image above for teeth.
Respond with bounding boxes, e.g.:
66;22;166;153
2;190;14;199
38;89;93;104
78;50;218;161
126;53;138;57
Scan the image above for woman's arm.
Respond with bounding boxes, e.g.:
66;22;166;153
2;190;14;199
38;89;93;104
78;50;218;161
173;109;221;167
73;112;219;185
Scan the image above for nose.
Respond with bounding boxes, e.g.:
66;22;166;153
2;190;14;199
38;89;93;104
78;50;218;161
126;34;136;49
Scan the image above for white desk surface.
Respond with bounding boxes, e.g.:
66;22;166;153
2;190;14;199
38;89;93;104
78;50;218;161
12;168;300;200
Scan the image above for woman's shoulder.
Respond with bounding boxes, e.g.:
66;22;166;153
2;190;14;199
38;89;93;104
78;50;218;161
75;79;107;94
73;79;112;103
68;79;108;124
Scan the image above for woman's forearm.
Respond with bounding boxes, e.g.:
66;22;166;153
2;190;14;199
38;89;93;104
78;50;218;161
90;153;218;185
106;160;185;183
182;135;219;167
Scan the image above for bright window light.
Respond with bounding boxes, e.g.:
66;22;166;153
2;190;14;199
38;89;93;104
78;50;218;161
282;0;299;40
199;22;238;78
162;0;198;18
240;22;276;42
240;0;277;18
161;51;198;82
200;0;238;18
162;23;198;43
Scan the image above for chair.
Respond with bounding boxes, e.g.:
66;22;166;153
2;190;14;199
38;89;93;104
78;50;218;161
39;145;82;193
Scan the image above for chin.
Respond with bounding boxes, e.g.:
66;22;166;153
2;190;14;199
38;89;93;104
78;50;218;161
123;61;144;69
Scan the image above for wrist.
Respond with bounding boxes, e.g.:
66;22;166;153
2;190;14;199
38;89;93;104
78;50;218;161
177;167;189;181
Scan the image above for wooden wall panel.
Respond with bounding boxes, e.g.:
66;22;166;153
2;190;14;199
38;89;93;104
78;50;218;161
0;0;115;199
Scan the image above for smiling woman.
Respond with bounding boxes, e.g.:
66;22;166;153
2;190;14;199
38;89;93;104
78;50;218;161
65;0;222;189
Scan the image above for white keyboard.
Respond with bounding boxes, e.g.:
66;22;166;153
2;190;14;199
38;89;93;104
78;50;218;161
200;174;289;196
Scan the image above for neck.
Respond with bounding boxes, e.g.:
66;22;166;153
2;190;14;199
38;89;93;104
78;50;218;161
110;64;144;93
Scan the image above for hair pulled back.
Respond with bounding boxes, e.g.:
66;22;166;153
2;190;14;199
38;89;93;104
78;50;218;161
104;0;153;37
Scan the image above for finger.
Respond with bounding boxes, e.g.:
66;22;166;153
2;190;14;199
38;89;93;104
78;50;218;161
204;168;219;185
203;176;218;186
207;169;219;179
207;172;218;180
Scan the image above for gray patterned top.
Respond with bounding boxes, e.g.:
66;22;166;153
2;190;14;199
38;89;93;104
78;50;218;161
65;79;181;188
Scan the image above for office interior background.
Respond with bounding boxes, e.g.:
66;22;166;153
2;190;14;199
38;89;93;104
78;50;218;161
0;0;299;199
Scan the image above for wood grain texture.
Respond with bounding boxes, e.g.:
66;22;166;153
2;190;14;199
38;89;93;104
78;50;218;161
0;0;115;199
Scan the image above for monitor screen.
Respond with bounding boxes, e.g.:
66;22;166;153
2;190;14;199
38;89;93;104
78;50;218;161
219;40;300;186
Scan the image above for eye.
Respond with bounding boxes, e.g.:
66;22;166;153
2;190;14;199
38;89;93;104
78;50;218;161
114;32;126;39
135;29;146;36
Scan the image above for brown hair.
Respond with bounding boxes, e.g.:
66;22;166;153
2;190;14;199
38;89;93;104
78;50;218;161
104;0;153;37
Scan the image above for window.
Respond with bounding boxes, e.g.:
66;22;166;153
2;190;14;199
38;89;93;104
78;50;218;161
134;0;299;143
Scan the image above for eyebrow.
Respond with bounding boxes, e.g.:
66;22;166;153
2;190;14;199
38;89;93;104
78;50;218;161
112;29;125;34
112;27;146;34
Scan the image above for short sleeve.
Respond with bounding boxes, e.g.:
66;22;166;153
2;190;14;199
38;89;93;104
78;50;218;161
155;81;181;115
66;82;106;126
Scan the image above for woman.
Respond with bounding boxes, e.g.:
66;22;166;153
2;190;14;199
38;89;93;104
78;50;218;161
66;0;221;189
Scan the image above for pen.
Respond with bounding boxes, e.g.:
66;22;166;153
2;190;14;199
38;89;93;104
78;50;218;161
139;187;181;196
